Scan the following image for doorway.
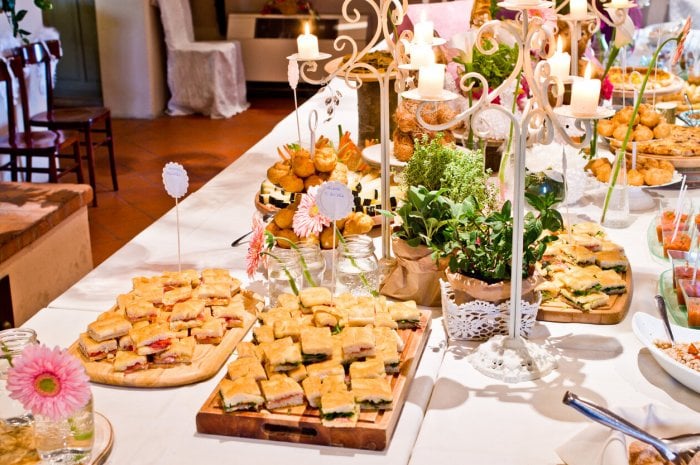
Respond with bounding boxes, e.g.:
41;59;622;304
42;0;102;107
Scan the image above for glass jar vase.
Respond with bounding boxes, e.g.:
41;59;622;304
34;395;94;465
0;328;38;427
266;246;302;305
335;235;380;296
298;244;326;288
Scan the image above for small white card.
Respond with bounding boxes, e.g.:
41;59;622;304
316;181;353;221
162;162;189;199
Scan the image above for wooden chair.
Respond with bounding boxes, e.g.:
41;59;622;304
22;40;117;206
0;56;83;185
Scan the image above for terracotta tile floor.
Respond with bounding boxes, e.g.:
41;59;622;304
74;96;295;266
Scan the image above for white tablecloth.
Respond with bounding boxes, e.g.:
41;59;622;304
24;78;700;464
409;197;700;465
25;80;448;464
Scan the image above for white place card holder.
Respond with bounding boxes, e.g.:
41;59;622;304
162;162;189;272
316;181;354;296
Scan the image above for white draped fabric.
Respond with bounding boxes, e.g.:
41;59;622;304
154;0;249;119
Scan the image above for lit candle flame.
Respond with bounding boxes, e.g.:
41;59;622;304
584;62;592;80
304;22;310;35
420;11;428;22
556;36;563;54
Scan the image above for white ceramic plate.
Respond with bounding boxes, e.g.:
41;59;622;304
632;312;700;394
361;142;407;168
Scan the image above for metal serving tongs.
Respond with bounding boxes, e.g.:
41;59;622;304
563;391;700;464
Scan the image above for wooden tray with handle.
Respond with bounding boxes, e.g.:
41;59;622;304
196;311;432;450
68;291;261;388
536;269;633;324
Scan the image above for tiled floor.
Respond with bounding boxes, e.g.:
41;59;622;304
75;97;295;266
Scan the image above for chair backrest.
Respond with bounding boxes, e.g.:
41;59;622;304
16;42;54;121
155;0;195;49
0;57;18;141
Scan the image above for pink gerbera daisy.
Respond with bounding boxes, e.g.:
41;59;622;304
7;345;91;421
293;185;331;238
672;17;692;66
246;213;266;278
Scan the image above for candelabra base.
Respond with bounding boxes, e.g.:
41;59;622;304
468;335;557;382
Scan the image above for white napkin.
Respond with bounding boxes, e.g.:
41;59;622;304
557;404;700;465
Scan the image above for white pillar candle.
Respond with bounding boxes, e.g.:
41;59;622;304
297;22;319;60
570;0;588;18
418;64;445;99
609;0;629;8
570;63;601;117
410;43;435;68
413;12;434;44
548;37;571;81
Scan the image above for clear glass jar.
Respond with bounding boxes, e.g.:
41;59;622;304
266;246;302;305
0;328;38;427
298;244;326;288
335;235;380;296
34;395;94;465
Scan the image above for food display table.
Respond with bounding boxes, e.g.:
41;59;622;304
410;205;700;464
19;80;700;464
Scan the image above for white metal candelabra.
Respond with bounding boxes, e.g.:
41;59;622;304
410;1;623;382
288;0;630;382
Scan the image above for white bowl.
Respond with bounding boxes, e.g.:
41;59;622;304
632;312;700;394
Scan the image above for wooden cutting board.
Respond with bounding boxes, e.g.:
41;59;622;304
536;269;633;324
195;311;432;451
68;291;261;388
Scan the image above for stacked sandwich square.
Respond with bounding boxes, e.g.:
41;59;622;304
218;287;421;427
77;269;252;374
535;222;629;311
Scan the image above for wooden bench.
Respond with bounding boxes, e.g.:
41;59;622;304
0;182;93;328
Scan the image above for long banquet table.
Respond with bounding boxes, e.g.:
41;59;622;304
22;80;700;464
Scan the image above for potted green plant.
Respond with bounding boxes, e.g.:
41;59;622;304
381;137;497;307
380;186;452;306
437;191;563;340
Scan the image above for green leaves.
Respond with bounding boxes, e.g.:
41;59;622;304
2;1;52;41
394;185;453;251
455;42;518;90
402;134;497;208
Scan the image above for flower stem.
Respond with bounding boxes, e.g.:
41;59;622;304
601;37;677;222
1;342;13;367
336;232;379;297
269;236;318;288
261;251;299;296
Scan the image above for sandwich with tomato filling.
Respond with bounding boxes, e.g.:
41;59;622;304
211;294;247;328
195;283;231;306
130;323;174;355
169;300;206;331
152;336;196;366
87;316;132;342
113;350;148;373
191;319;225;345
78;332;117;361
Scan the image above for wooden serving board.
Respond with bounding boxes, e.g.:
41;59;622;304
68;292;261;388
536;269;633;324
196;311;432;451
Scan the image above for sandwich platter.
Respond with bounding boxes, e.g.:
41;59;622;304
196;289;432;451
68;270;262;388
535;223;633;324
